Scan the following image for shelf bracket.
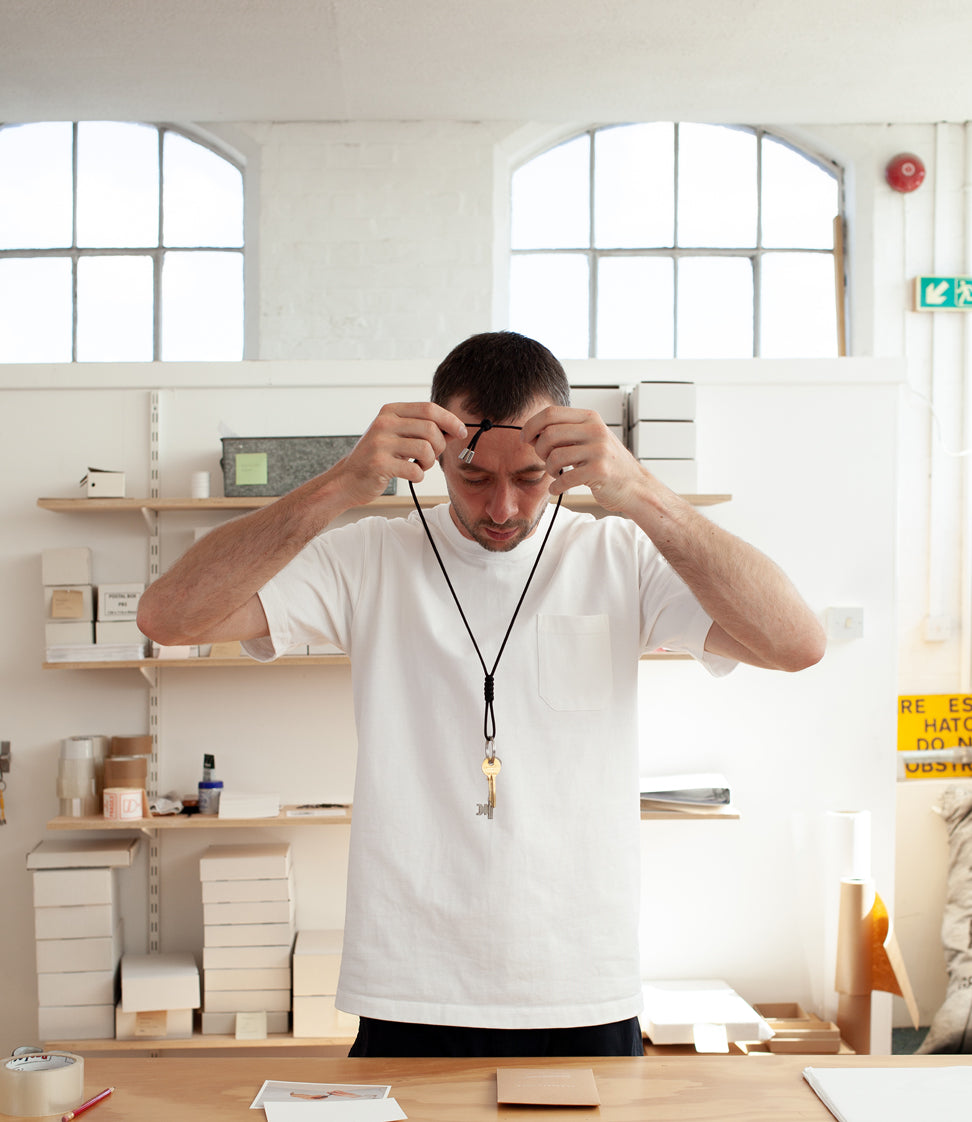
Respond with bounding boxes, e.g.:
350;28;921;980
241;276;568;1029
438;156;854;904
138;506;159;535
138;665;158;688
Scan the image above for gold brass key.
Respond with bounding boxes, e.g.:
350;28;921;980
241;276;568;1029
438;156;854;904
482;754;502;811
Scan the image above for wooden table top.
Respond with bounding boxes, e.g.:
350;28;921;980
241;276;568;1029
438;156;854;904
5;1052;971;1122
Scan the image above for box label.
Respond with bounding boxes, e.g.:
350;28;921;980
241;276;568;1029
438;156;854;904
235;452;268;486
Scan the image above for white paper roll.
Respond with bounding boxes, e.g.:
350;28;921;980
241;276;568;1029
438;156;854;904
0;1051;85;1117
818;811;872;1022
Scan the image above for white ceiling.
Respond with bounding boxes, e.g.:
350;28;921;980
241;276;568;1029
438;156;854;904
3;0;971;126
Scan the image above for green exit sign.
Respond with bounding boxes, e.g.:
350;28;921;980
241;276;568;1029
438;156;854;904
914;275;972;310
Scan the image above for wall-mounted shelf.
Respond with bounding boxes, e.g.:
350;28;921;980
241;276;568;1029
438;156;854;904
38;493;731;513
43;1031;352;1053
46;806;731;830
46;807;353;831
43;651;691;672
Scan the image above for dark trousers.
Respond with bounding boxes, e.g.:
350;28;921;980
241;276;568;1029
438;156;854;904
348;1015;644;1058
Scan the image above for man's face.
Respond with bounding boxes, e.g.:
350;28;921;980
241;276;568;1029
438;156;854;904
441;397;554;552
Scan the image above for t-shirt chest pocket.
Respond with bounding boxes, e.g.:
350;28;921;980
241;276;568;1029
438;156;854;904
537;614;613;711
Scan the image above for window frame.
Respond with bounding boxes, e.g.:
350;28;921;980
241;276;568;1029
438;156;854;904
509;123;846;358
0;121;246;362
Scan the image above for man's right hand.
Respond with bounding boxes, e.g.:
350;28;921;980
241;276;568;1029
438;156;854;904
330;402;468;508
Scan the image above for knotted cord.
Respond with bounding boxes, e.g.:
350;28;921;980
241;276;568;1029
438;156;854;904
407;420;563;750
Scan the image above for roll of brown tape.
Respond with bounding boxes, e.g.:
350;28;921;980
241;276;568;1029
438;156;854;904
0;1051;85;1117
110;734;152;756
103;755;148;788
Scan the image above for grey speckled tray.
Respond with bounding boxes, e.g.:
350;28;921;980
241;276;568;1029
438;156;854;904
220;435;397;497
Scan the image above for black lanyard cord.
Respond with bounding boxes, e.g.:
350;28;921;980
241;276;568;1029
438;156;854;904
407;425;563;745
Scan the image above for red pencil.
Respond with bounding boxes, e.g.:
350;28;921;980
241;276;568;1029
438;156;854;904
62;1086;114;1121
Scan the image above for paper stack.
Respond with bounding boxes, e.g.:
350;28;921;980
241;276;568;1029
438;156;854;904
199;843;295;1035
639;772;734;816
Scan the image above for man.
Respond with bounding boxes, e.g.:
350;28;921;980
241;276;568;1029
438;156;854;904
138;331;825;1058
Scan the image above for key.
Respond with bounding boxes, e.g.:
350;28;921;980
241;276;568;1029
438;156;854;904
482;755;502;810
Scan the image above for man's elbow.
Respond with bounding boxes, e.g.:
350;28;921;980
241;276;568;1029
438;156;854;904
136;595;188;647
779;622;827;672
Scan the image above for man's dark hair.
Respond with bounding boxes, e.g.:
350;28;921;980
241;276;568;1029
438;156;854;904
430;331;570;420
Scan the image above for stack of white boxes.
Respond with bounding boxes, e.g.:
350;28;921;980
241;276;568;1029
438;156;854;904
116;952;200;1040
569;386;627;497
42;547;95;654
27;837;136;1040
96;583;146;650
199;843;295;1035
292;930;356;1039
626;381;698;493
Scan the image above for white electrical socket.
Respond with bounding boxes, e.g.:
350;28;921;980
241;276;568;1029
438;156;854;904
825;606;864;640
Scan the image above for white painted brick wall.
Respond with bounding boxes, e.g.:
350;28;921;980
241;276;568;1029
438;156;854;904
242;121;498;360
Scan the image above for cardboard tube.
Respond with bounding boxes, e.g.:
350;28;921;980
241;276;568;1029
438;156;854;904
835;878;874;1053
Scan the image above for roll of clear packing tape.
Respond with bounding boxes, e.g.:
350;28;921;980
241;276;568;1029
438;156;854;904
0;1050;85;1117
57;739;98;817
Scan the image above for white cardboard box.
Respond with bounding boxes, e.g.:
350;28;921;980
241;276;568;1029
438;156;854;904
292;996;358;1038
293;929;344;996
201;873;295;904
41;547;92;586
203;922;295;947
203;899;294;926
202;944;293;970
82;470;126;497
203;988;291;1013
38;1003;115;1040
95;620;146;645
27;837;139;869
35;921;123;974
628;381;696;421
45;620;94;646
44;585;94;621
97;583;144;621
32;867;117;907
628;420;696;459
204;967;292;992
639;458;699;493
201;1009;289;1035
37;969;117;1008
199;844;292;881
571;385;626;426
115;1006;193;1040
120;952;200;1012
35;902;116;940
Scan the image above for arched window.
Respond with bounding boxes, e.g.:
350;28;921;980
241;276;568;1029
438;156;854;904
510;124;843;359
0;122;244;363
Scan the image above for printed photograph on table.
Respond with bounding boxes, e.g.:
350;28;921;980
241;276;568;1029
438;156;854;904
249;1081;391;1107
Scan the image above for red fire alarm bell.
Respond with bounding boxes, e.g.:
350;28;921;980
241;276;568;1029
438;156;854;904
885;153;926;193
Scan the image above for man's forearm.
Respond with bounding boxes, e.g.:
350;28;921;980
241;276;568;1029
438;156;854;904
136;471;352;646
624;477;826;672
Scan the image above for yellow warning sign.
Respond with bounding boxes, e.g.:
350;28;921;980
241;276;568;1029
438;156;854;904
898;694;972;779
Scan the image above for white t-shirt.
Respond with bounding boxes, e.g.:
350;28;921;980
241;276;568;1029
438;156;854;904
245;501;735;1028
